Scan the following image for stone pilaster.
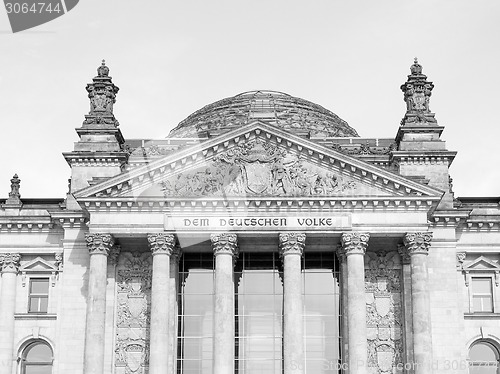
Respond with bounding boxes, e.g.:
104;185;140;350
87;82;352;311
211;233;238;374
336;246;349;372
148;233;176;374
401;232;433;374
398;244;414;374
280;232;306;374
168;245;182;374
105;245;120;373
84;234;115;374
0;253;21;373
342;232;370;374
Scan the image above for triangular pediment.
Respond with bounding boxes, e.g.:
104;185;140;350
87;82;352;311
75;122;443;202
19;257;58;273
464;256;500;272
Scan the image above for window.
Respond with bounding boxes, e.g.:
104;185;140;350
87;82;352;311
472;278;494;313
177;253;214;374
20;341;53;374
469;341;500;374
234;252;283;374
28;278;49;313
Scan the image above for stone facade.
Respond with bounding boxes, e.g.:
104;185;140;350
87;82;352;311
0;60;499;374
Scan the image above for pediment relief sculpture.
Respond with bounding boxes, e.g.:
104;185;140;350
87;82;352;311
159;139;385;198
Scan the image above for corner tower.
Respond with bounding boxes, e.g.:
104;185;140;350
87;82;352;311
392;58;457;208
63;61;128;193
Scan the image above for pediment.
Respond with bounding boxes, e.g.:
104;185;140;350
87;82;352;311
464;256;500;272
19;257;58;273
75;122;443;202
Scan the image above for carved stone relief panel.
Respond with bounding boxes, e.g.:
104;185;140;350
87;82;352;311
115;251;152;374
160;139;388;198
365;251;403;374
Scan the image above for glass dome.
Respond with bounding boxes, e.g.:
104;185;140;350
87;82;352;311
168;90;358;138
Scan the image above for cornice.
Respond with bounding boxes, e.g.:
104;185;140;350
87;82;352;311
430;210;471;228
78;196;439;213
62;151;128;167
74;123;443;200
50;210;89;229
0;216;58;233
391;150;457;166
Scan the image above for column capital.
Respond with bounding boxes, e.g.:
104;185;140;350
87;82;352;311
148;233;176;256
0;253;21;273
397;244;411;264
341;232;370;255
402;232;433;256
86;233;115;256
335;244;346;263
108;245;121;266
211;233;238;256
279;232;306;257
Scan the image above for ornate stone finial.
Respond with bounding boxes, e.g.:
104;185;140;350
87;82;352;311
97;59;109;77
402;232;433;256
400;58;437;125
341;232;370;255
210;233;239;257
148;233;176;256
279;232;306;257
410;57;423;75
0;253;21;273
85;233;115;256
5;174;21;205
83;60;120;127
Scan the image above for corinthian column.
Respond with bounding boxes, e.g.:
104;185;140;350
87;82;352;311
84;234;116;374
279;232;306;374
342;232;370;374
211;233;238;374
148;233;176;374
401;232;433;374
0;253;21;373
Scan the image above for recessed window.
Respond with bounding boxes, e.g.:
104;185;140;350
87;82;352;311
468;341;499;374
471;278;493;313
21;341;53;374
28;278;49;313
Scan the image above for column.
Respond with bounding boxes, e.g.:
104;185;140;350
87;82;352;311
105;246;121;373
401;232;433;374
84;233;115;374
0;253;21;373
279;232;306;374
148;233;176;374
336;246;349;373
342;232;370;374
211;233;238;374
168;245;181;374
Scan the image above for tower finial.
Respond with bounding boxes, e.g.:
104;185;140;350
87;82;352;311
5;174;21;205
400;58;436;125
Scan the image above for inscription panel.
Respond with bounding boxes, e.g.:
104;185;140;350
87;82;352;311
165;215;351;232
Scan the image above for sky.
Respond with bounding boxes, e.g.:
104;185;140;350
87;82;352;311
0;0;499;198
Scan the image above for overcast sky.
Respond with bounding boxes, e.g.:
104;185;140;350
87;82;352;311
0;0;499;198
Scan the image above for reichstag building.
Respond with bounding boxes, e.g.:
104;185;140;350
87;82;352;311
0;60;499;374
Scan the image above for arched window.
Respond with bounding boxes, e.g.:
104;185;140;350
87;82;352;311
469;341;500;374
20;341;53;374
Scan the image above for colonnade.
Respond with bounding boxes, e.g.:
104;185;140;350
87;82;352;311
0;231;434;374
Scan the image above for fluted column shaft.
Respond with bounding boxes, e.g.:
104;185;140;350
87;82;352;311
280;233;306;374
148;233;176;374
0;253;21;373
336;248;349;372
211;233;238;374
84;234;116;374
402;232;433;374
342;232;370;374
